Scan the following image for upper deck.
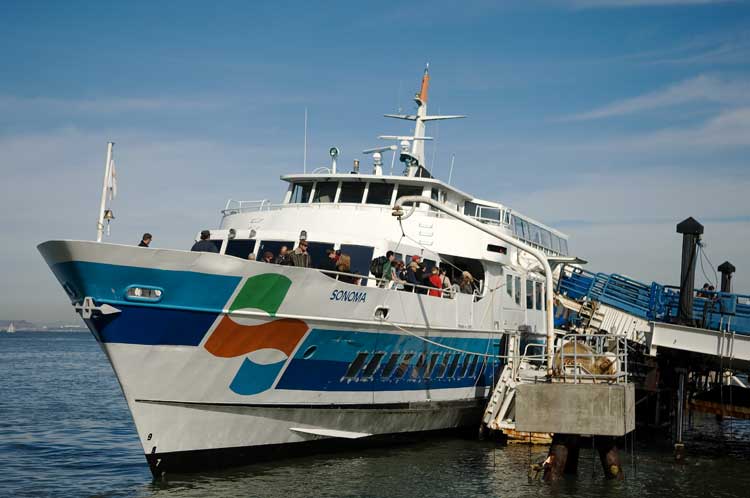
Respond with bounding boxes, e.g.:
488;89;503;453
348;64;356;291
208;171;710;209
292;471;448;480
221;172;569;257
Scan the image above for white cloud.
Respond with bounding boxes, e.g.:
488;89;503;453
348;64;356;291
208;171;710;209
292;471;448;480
564;75;750;121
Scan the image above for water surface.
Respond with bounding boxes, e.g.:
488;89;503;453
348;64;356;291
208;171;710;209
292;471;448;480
1;332;748;497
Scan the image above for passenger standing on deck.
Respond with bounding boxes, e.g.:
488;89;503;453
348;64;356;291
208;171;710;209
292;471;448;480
290;239;311;268
138;233;152;247
380;251;395;287
440;268;453;298
336;254;360;285
428;267;443;297
275;246;291;265
191;230;218;253
459;271;475;294
405;260;420;292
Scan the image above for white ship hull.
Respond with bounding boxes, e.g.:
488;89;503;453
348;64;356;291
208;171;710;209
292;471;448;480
39;240;504;475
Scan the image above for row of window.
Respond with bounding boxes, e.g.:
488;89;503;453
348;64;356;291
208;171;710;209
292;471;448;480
510;214;568;255
289;181;428;206
342;350;488;382
505;274;545;311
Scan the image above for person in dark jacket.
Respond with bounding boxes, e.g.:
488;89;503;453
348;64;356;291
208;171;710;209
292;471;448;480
405;261;420;292
289;239;311;268
191;230;218;253
275;246;291;265
138;233;152;247
262;251;274;263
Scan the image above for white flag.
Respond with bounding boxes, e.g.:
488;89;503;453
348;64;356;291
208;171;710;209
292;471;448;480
108;159;117;200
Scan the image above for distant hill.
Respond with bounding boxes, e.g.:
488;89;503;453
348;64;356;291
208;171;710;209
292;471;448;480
0;320;35;329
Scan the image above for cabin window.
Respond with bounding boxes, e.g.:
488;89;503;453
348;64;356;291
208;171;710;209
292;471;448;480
550;235;561;254
366;183;394;205
255;240;295;261
529;225;541;245
435;354;451;378
514;276;521;305
458;354;472;378
536;282;543;310
411;353;427;379
339;182;366;203
381;353;401;378
506;274;513;298
425;353;441;378
394;353;415;379
340;244;374;283
512;216;523;237
306;241;335;268
361;352;385;379
468;354;480;377
477;206;501;223
225;239;256;259
313;181;338;203
560;239;569;256
487;244;507;255
540;229;552;250
464;201;478;217
290;182;313;203
207;240;223;252
526;279;534;310
343;352;369;379
520;219;530;240
446;354;460;378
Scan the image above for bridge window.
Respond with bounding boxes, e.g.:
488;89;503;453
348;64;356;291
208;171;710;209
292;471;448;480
366;183;394;205
226;239;256;259
529;224;541;245
343;352;369;379
339;182;366;203
396;184;424;206
290;182;313;204
313;181;338;203
560;239;569;256
551;235;561;254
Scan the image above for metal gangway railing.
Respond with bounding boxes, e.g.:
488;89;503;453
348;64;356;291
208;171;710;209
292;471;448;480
555;334;629;384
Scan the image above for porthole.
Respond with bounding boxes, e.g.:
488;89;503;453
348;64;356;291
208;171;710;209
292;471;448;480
303;346;317;359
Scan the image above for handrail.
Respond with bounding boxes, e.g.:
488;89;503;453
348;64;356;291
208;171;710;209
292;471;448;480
394;195;557;374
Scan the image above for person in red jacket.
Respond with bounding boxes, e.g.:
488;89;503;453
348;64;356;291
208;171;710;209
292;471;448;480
428;266;443;297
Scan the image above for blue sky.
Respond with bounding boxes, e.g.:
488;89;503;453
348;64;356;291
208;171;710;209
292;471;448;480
1;0;749;321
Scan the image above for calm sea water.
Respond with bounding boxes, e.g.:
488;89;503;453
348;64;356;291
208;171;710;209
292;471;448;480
1;332;749;498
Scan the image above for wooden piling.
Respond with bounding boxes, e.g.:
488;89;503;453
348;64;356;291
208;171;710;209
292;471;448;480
596;437;624;480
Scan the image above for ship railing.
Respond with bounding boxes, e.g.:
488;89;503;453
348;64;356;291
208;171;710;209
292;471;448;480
222;199;276;215
555;334;629;385
319;268;469;298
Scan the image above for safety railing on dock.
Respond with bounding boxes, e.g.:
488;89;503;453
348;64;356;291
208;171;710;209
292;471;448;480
557;264;750;335
556;334;628;384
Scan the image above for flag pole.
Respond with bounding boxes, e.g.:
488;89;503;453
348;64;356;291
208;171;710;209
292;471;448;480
96;142;114;242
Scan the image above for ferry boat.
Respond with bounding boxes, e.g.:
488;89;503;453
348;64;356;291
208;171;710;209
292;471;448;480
38;67;570;476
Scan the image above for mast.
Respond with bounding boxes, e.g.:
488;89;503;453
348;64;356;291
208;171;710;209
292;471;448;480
382;65;465;177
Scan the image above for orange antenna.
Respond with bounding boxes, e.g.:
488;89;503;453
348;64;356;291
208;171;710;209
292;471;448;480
417;63;430;105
